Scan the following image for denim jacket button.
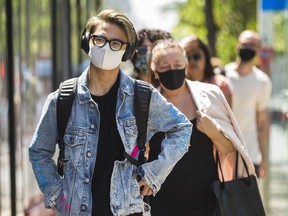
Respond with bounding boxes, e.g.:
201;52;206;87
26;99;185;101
90;103;94;108
85;178;90;183
90;124;95;129
81;204;86;211
86;151;92;157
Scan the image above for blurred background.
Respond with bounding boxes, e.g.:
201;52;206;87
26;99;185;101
0;0;288;215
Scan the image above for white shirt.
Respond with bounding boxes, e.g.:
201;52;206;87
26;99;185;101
226;64;272;164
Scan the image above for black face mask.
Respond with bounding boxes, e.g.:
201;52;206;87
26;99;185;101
158;68;186;90
238;48;256;62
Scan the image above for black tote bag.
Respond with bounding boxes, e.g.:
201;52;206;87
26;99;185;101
211;152;266;216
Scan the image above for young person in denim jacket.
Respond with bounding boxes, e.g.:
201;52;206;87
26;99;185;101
29;9;192;216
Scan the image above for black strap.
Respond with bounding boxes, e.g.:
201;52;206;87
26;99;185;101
134;80;152;165
123;151;140;166
216;150;250;182
123;80;152;165
235;151;239;179
56;77;78;176
215;151;225;181
134;80;152;210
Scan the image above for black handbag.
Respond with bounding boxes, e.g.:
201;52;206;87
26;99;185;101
211;151;266;216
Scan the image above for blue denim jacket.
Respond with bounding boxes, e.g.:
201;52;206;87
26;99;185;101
29;68;192;216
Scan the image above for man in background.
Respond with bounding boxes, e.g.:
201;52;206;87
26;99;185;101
225;30;272;178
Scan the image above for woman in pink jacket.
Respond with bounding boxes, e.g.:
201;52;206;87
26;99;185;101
179;34;232;107
147;39;255;216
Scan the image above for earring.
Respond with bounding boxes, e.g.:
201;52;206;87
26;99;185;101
154;73;159;80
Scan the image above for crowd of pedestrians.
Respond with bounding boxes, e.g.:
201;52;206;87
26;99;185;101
28;8;271;216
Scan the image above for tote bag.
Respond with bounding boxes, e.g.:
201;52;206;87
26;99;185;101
211;152;266;216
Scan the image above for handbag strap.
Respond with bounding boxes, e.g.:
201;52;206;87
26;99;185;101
240;153;250;177
216;150;251;182
216;151;225;181
235;151;239;179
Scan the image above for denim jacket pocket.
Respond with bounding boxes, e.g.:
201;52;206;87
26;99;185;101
120;117;138;150
64;128;87;167
110;159;144;215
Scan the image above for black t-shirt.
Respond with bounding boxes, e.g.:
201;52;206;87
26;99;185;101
91;76;125;216
148;118;217;216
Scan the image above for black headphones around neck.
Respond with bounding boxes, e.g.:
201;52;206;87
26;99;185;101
80;27;137;62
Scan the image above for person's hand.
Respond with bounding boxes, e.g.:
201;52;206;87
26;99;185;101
195;110;218;138
258;160;267;178
138;180;153;196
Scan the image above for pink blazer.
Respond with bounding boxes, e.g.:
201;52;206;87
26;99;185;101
186;79;256;181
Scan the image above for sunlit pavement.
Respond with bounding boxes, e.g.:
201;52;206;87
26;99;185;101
260;122;288;216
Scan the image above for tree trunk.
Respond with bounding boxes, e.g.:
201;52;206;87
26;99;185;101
204;0;217;56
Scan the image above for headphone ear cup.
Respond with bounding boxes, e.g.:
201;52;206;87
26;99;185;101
122;43;136;61
122;26;137;61
81;32;90;54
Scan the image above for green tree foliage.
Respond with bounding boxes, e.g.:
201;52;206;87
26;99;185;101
9;0;97;69
10;0;52;67
172;0;257;63
0;0;6;55
273;12;287;55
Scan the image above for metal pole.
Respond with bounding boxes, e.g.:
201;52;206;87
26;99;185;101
63;0;72;80
51;0;57;90
6;0;16;215
77;0;82;75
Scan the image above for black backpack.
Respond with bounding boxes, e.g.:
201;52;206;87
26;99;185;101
56;78;152;176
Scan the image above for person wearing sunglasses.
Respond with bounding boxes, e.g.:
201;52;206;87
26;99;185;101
179;34;232;107
147;39;254;216
131;28;173;82
29;9;192;216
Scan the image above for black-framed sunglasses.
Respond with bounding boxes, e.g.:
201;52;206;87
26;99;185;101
90;35;128;51
137;46;148;56
186;52;202;62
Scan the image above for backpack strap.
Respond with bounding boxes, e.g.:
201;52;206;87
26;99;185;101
56;77;78;176
134;80;152;210
134;80;152;165
124;80;152;166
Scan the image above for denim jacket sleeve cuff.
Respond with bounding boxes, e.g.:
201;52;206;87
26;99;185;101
137;165;160;194
44;181;63;209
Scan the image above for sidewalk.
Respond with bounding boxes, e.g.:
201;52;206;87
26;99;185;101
260;122;288;215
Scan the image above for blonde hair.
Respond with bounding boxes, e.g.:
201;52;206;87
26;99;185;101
150;39;186;71
85;9;136;45
149;39;187;87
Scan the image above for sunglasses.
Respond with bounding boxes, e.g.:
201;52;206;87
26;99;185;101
186;52;202;61
137;46;148;56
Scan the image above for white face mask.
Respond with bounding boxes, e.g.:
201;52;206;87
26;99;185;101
88;43;125;70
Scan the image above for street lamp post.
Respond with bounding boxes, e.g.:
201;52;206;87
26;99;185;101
6;0;16;215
